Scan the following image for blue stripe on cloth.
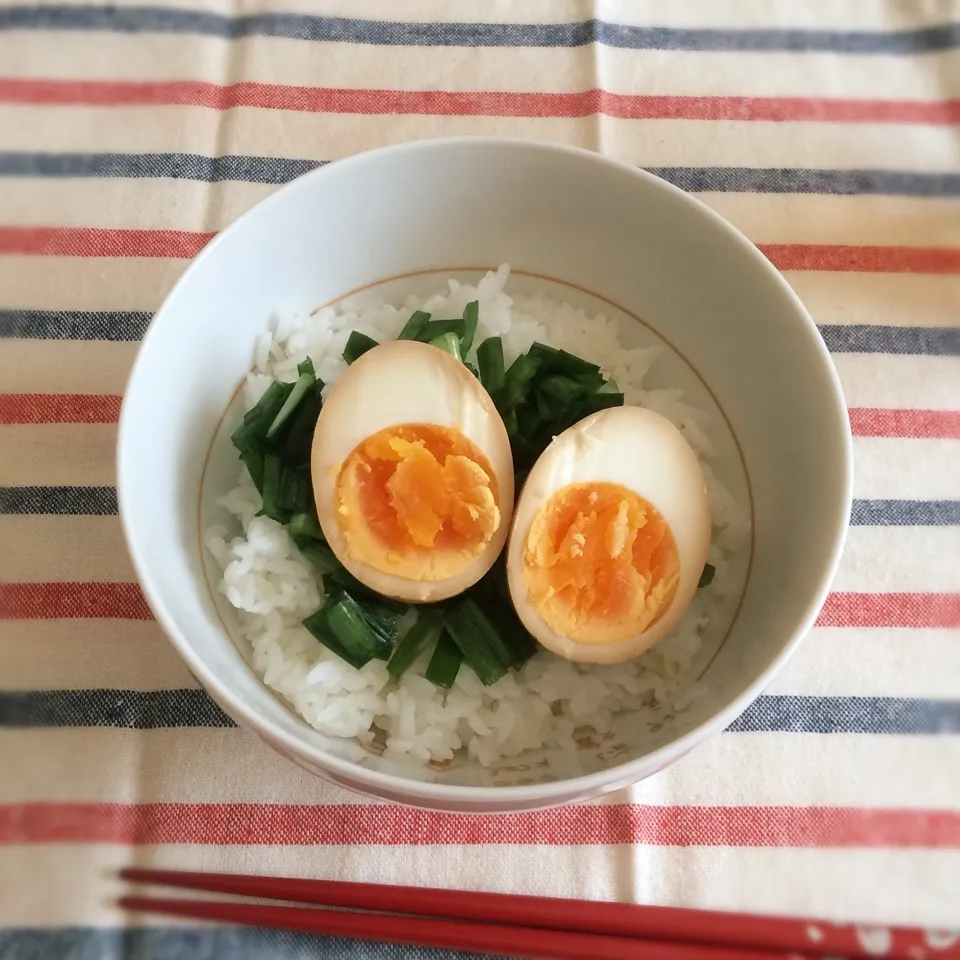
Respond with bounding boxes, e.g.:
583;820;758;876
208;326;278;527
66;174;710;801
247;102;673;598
850;499;960;526
3;152;960;197
648;167;960;197
0;690;237;728
3;690;959;734
4;309;956;357
3;307;957;358
5;488;957;526
818;325;960;356
0;927;486;960
0;309;151;340
729;696;960;735
0;152;325;184
0;7;957;53
0;486;118;515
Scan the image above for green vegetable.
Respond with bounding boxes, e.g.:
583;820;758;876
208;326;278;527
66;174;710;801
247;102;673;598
464;361;480;378
230;380;296;490
360;600;402;656
579;392;625;417
500;405;519;439
460;300;479;355
277;467;312;514
500;354;541;409
343;331;379;364
443;598;512;686
297;357;315;377
575;370;606;392
241;380;293;431
528;342;600;377
515;403;541;440
698;563;716;588
397;310;431;341
417;317;464;342
302;591;394;669
387;611;444;678
535;389;556;422
240;451;265;492
302;604;366;669
267;371;315;441
494;608;539;668
297;540;339;576
259;454;287;523
538;375;584;406
281;387;323;469
430;332;462;362
288;511;323;542
425;631;463;688
476;337;505;398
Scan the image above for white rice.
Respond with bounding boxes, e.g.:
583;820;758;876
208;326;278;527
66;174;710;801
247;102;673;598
205;265;750;769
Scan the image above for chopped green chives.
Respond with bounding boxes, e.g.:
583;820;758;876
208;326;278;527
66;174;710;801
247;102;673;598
259;454;287;523
430;332;462;362
579;392;625;416
476;336;505;398
527;341;600;376
443;599;512;686
297;541;339;576
267;370;315;440
388;611;444;678
425;631;463;688
397;310;431;341
460;300;479;356
500;354;540;412
342;331;379;364
288;511;323;542
418;317;464;342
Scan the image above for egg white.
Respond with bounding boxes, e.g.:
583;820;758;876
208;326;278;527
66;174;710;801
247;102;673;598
311;339;514;603
506;406;711;663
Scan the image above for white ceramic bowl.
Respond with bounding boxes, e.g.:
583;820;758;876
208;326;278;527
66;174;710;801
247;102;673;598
118;138;852;812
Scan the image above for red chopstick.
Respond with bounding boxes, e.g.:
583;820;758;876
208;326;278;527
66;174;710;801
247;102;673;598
120;867;957;960
118;894;780;960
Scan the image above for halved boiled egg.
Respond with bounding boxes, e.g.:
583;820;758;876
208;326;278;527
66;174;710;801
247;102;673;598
311;340;514;603
506;406;710;663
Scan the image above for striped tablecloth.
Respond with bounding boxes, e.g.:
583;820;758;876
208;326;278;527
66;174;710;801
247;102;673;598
2;2;959;956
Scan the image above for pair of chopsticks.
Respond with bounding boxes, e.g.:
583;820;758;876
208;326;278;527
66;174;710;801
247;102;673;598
119;867;944;960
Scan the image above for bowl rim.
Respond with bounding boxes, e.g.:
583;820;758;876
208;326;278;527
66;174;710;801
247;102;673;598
117;135;854;807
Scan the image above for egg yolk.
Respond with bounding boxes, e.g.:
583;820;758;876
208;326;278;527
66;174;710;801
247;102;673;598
335;424;500;582
522;482;680;645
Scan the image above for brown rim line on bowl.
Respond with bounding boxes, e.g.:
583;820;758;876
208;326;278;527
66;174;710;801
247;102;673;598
196;266;756;745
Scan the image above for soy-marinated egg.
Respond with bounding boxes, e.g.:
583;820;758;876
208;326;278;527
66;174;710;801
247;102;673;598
312;340;514;603
506;406;710;663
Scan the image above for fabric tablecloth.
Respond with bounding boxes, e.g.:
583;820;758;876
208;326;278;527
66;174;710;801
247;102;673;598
2;1;959;956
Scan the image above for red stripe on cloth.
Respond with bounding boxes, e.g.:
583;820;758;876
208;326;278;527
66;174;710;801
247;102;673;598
3;397;952;438
0;79;958;124
2;802;959;847
5;583;955;626
849;408;960;439
763;244;960;274
0;583;152;620
0;394;122;424
817;593;960;629
1;227;958;275
0;226;213;258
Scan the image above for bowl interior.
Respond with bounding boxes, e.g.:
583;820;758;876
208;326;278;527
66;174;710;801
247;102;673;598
118;139;851;809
